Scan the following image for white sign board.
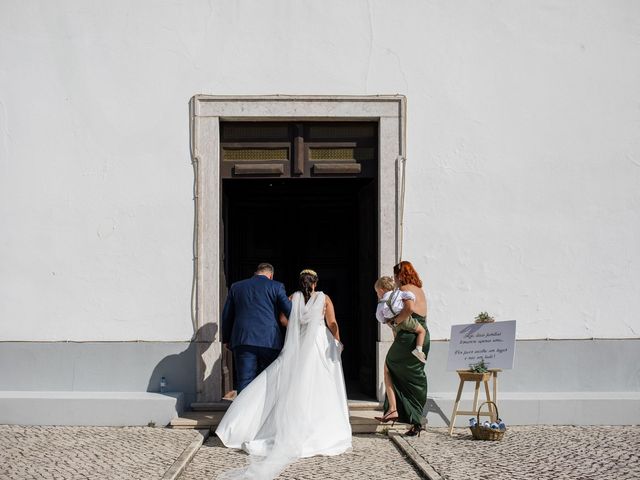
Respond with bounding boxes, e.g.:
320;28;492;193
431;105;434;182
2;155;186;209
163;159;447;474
447;320;516;371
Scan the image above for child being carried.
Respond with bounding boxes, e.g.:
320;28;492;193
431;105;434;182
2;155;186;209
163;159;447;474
374;276;427;364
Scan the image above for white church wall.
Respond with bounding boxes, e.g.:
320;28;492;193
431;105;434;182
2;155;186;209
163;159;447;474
1;0;638;344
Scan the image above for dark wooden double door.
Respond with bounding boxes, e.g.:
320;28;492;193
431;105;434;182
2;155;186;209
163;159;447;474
222;178;378;397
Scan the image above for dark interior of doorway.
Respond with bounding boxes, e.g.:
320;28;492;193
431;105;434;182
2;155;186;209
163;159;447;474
222;178;378;399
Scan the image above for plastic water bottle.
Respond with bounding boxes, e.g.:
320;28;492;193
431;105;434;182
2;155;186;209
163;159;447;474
490;422;499;430
160;376;167;393
498;419;506;431
469;418;478;427
482;420;491;429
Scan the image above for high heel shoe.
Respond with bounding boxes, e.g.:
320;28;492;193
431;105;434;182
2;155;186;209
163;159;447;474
405;425;424;437
374;409;398;425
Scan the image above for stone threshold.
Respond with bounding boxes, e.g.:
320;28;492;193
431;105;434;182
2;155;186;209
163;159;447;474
190;398;382;412
171;400;399;433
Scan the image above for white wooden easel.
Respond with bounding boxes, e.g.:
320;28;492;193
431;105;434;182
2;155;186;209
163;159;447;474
448;369;501;435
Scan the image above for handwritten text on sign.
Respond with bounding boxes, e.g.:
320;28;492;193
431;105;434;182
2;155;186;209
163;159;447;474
446;320;516;370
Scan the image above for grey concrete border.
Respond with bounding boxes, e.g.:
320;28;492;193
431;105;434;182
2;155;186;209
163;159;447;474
162;429;210;480
0;341;197;404
390;432;443;480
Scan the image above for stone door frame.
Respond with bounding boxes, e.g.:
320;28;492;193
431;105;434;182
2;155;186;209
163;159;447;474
189;95;407;402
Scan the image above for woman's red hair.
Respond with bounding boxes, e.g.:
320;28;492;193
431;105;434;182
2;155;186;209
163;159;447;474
393;261;422;288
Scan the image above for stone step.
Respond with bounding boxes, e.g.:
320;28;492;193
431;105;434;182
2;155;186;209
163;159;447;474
349;410;407;434
347;400;383;411
170;411;226;429
170;408;402;433
190;399;382;412
190;401;233;411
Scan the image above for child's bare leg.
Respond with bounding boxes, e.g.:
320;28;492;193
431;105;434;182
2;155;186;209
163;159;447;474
414;324;426;350
411;325;428;364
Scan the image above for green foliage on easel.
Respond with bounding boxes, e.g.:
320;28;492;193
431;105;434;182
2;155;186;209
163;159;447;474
469;359;489;373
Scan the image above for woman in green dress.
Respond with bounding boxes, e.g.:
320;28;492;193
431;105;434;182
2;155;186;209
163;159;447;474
376;261;429;436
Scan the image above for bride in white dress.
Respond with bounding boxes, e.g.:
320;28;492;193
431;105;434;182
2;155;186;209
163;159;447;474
215;269;352;479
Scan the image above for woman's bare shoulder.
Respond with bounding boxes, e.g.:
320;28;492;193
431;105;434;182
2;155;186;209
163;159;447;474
401;284;426;298
400;284;419;293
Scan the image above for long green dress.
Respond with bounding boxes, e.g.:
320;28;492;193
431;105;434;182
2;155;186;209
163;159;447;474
384;313;430;427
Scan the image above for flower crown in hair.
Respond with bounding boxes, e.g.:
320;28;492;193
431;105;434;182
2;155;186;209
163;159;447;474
299;269;318;277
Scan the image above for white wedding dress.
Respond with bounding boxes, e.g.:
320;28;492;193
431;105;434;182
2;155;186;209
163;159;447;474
215;291;352;479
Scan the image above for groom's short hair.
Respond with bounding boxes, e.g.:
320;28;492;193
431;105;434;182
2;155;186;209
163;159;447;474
256;263;274;274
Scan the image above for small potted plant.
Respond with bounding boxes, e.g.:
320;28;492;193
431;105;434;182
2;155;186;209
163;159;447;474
469;359;489;373
475;312;495;323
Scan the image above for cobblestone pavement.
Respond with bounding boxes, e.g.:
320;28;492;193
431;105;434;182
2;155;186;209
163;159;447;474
0;425;199;480
179;434;424;479
402;426;640;480
3;425;637;480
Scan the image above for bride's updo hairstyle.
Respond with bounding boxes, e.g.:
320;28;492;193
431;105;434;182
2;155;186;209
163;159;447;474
299;269;319;302
393;261;423;288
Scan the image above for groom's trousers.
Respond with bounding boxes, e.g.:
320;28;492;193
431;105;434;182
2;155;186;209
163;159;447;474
234;345;280;393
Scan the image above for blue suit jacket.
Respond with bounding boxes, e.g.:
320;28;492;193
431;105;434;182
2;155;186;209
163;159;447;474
221;275;292;350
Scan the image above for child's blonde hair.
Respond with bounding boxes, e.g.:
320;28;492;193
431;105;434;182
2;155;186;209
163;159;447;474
374;276;395;292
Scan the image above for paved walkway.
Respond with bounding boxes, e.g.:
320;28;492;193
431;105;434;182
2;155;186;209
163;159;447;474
398;426;640;480
178;434;422;479
1;425;638;479
0;425;199;480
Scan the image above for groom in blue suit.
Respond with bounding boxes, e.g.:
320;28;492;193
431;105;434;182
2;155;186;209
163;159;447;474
221;263;292;392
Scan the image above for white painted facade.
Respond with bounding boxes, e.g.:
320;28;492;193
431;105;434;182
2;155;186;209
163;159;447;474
1;1;639;424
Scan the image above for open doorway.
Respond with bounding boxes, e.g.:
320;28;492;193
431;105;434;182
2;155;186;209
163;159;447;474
222;177;378;398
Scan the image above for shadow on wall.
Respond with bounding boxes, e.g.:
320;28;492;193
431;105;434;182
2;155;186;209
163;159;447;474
425;398;450;426
145;148;226;409
146;323;220;409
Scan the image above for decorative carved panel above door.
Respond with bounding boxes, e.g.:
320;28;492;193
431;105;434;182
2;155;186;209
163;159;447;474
220;122;378;178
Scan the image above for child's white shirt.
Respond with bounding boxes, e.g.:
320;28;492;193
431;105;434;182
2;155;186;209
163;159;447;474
375;289;416;324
